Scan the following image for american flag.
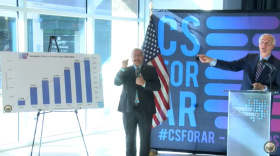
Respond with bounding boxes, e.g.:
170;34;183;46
142;15;170;128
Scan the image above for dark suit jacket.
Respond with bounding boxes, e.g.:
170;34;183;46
215;54;280;91
114;64;161;113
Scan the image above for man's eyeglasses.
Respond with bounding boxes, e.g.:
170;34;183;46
132;54;143;58
260;41;272;46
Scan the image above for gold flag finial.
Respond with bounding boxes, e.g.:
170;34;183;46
149;1;153;14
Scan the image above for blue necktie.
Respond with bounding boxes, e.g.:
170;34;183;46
255;61;263;82
135;67;140;105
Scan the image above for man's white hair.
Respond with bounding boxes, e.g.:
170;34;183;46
131;48;143;55
258;33;276;45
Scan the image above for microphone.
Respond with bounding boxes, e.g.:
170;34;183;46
261;59;277;71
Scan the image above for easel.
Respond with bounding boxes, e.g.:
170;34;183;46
47;36;60;52
30;36;89;156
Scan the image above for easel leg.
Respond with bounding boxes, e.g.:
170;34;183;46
30;111;41;156
38;111;45;156
47;37;52;52
53;39;60;52
74;110;89;156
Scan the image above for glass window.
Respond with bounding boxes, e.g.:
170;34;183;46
27;14;85;53
0;11;18;146
27;0;86;13
86;19;138;130
0;11;17;90
0;0;16;6
0;11;17;52
95;0;138;18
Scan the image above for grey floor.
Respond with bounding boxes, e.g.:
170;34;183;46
0;129;225;156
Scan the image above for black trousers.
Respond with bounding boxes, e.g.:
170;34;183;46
122;106;153;156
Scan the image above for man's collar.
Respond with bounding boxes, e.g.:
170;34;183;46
260;54;271;61
133;64;143;69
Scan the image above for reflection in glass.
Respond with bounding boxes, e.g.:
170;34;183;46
0;15;16;52
95;20;112;65
27;0;86;13
27;14;85;53
0;11;17;90
95;0;138;18
0;0;16;6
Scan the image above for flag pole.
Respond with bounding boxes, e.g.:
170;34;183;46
148;1;158;156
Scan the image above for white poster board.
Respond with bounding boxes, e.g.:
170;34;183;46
0;52;104;113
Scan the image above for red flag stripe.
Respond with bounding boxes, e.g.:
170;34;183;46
151;56;170;91
149;60;164;85
152;120;156;128
156;83;169;110
150;59;169;90
153;91;167;120
157;81;169;109
154;94;165;121
156;89;169;114
156;54;169;77
152;116;159;128
158;80;169;105
153;114;160;126
152;93;167;127
149;60;169;99
154;89;169;114
153;65;169;104
156;55;170;103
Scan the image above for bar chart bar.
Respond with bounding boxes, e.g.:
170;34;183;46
30;87;38;105
84;60;92;103
53;77;61;104
18;100;25;106
64;69;72;103
42;80;50;104
74;62;82;103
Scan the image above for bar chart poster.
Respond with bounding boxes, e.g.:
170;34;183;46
0;52;104;113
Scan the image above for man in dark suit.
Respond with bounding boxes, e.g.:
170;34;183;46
114;48;161;156
197;33;280;91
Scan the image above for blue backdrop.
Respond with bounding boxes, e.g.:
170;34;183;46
150;10;280;155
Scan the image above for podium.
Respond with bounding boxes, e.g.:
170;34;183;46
227;90;278;156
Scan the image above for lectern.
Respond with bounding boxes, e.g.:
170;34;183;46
227;90;278;156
